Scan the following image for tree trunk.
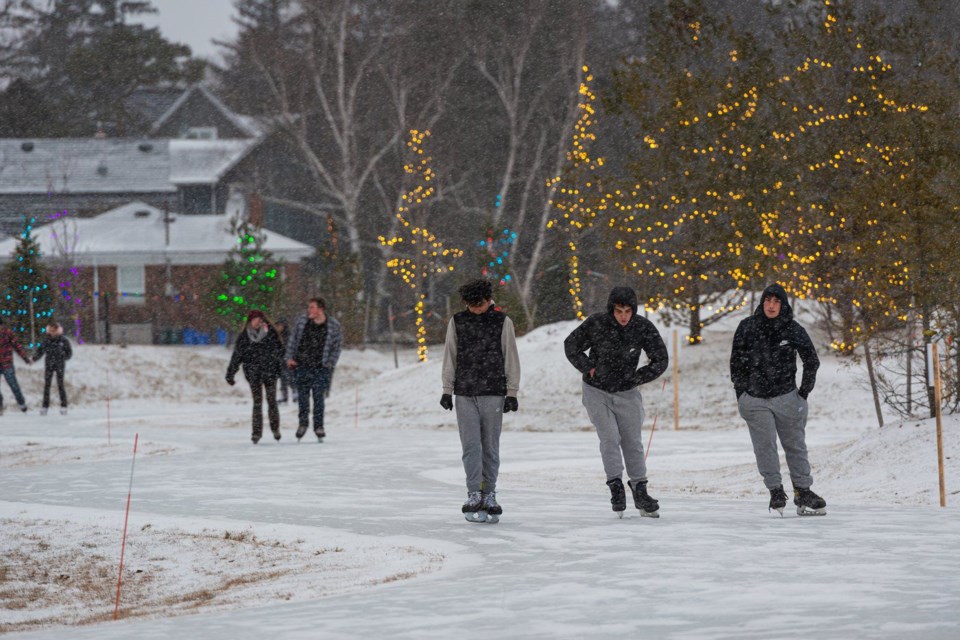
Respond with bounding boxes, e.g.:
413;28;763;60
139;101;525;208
863;339;884;427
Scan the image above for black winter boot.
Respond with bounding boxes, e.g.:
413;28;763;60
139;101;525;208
768;485;788;514
628;480;660;517
606;478;627;514
794;487;826;516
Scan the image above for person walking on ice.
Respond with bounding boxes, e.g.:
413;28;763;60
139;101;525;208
564;286;668;518
441;279;520;524
730;283;826;516
0;316;32;414
226;310;285;444
34;321;72;415
286;297;342;443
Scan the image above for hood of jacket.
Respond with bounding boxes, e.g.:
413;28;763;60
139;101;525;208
753;283;793;322
606;286;639;316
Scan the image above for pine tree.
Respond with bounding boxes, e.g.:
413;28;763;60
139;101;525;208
0;217;55;349
212;216;285;330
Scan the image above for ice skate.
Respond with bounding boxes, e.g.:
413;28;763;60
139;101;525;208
628;480;660;518
295;425;307;442
272;428;281;442
462;491;487;523
39;407;48;416
606;478;627;518
769;485;788;516
794;487;826;516
59;407;68;415
316;428;326;443
251;433;261;444
481;491;502;524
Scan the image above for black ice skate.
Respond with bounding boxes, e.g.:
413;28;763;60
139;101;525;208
272;428;281;442
794;487;827;516
627;480;660;518
316;428;326;443
606;478;627;518
251;433;261;444
481;491;502;524
295;425;307;442
462;491;486;523
769;485;788;516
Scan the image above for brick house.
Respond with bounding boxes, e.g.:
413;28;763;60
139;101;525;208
0;201;313;344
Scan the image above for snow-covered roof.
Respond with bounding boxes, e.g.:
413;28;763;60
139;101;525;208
0;201;314;266
0;139;176;194
168;139;259;185
0;138;263;194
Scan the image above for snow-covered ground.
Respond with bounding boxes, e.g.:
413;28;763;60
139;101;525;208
1;308;958;638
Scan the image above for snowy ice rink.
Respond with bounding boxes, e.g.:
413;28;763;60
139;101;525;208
1;314;958;638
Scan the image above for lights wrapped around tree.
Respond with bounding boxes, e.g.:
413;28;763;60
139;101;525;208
379;130;463;362
0;216;55;349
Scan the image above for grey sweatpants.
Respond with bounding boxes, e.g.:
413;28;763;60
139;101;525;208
738;390;813;490
581;382;648;483
455;395;504;493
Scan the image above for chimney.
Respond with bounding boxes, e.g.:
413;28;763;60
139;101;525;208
247;192;264;227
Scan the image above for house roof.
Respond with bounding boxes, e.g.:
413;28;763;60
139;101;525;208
150;85;269;138
125;87;187;131
0;137;263;194
0;201;314;266
168;139;259;185
0;139;176;194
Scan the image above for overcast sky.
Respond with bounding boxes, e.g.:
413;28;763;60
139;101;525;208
135;0;239;62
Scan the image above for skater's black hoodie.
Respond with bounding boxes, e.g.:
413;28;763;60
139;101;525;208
564;287;669;393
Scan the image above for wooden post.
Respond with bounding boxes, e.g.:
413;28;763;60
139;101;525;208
932;343;946;507
673;329;679;431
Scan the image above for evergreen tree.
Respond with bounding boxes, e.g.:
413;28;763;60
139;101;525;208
0;217;55;349
212;216;285;330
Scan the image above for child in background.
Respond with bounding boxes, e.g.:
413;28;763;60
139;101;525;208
34;321;72;415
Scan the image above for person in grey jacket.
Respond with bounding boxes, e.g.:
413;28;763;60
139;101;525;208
285;297;343;442
564;286;668;518
441;279;520;523
730;283;825;516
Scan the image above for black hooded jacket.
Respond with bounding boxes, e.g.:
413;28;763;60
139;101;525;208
564;287;669;393
730;284;819;399
227;324;285;382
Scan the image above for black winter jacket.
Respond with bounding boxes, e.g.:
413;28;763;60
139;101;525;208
35;334;72;369
564;287;669;393
730;284;819;399
227;325;284;382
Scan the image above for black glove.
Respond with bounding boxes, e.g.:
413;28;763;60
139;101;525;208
440;394;453;410
226;376;236;386
503;396;519;413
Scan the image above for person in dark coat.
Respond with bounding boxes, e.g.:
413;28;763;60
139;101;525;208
34;321;72;415
285;297;343;442
730;283;826;516
0;316;31;414
227;310;285;444
564;286;669;518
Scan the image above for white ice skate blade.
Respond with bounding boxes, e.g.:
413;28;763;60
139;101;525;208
797;506;826;516
464;511;488;523
770;507;785;516
640;510;660;519
616;511;624;519
485;513;500;524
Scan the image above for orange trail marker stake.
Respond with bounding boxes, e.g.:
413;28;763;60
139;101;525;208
114;433;139;620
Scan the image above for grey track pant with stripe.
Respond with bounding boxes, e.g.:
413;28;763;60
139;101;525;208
581;381;648;483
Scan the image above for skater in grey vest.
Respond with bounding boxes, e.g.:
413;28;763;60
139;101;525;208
730;283;826;516
440;279;520;524
564;286;668;518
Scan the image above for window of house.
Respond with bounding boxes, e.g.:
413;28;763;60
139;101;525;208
117;265;146;305
184;127;218;140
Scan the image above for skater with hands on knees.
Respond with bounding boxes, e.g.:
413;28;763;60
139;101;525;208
564;286;668;518
227;309;285;444
441;279;521;524
34;321;72;415
730;283;826;516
